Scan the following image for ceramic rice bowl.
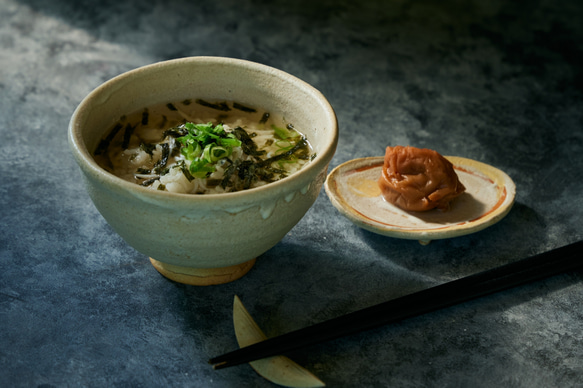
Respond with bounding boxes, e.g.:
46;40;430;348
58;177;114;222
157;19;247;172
68;57;338;285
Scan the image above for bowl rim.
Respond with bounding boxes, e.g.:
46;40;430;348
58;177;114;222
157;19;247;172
68;56;338;204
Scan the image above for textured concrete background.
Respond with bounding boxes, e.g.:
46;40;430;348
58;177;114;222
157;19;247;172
1;0;582;386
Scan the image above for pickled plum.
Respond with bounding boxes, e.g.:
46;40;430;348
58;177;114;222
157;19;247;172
378;146;466;211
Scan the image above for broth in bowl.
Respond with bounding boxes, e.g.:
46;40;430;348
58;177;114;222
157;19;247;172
94;99;315;194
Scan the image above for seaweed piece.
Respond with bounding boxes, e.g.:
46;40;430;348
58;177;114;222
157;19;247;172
259;137;310;167
220;160;236;189
94;140;109;156
222;160;265;191
255;168;276;183
182;99;192;105
140;143;156;156
163;125;188;139
94;122;123;155
233;127;266;157
170;145;181;158
175;160;195;182
136;167;151;174
233;102;257;113
140;178;158;187
158;115;168;129
153;143;170;174
196;99;231;111
142;108;149;125
166;103;177;111
217;128;312;191
259;113;270;124
206;178;222;188
122;123;136;149
238;160;257;190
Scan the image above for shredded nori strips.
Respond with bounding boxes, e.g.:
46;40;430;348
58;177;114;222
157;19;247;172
95;106;315;194
233;102;257;113
219;159;259;191
152;143;170;174
140;178;158;187
220;160;236;189
238;160;257;190
158;115;168;129
176;160;194;181
140;143;156;156
94;141;108;156
215;128;313;191
205;178;222;188
196;99;231;111
221;160;278;191
259;112;270;124
122;123;136;149
170;145;181;158
163;125;188;139
141;108;149;125
136;167;151;174
94;122;123;155
258;137;310;167
233;127;266;157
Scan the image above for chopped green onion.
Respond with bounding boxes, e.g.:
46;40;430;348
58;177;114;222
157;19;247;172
218;135;241;148
272;124;300;140
181;141;202;160
189;159;215;178
174;122;243;178
203;144;230;163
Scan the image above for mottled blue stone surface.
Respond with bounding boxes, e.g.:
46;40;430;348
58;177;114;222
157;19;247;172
1;0;582;386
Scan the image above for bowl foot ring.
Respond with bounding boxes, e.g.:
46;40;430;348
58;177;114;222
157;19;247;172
149;257;256;286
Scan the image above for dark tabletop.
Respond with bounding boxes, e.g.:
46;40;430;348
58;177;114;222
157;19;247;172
1;0;582;387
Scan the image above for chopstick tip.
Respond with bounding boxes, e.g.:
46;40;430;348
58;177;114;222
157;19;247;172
211;361;228;370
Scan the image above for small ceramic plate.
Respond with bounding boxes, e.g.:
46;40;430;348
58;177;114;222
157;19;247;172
324;156;516;244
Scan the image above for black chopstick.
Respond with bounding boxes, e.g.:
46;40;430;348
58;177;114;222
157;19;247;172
209;240;582;369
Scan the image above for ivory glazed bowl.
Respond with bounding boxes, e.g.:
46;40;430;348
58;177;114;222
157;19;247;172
68;57;338;285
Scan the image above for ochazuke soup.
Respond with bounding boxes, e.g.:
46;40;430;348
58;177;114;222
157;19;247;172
94;99;315;194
